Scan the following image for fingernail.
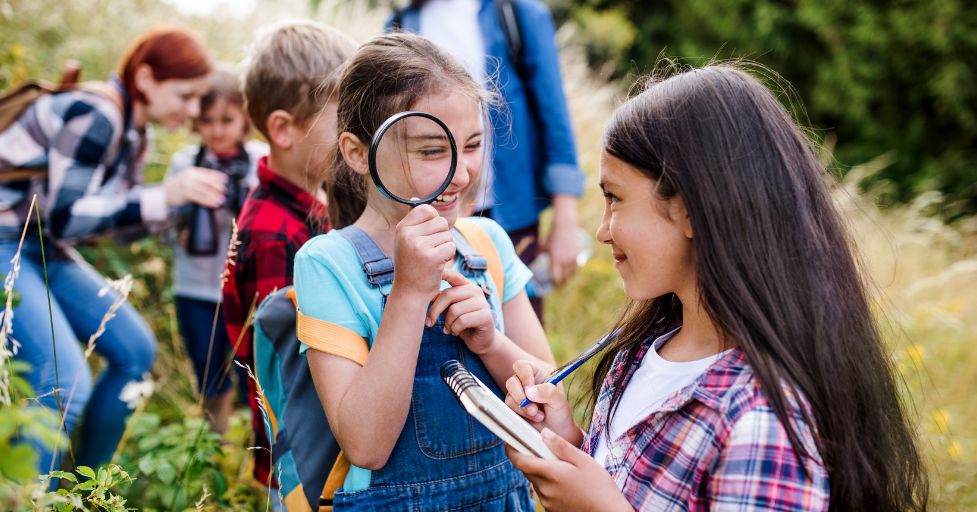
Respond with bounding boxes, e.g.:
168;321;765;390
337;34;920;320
534;412;544;422
443;327;449;334
526;387;539;401
541;428;555;440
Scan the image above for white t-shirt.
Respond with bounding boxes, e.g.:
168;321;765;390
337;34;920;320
593;328;729;467
418;0;495;210
419;0;486;85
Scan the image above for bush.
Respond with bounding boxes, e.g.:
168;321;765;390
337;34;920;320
568;0;977;215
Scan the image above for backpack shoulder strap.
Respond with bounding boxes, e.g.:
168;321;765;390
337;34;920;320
289;288;369;366
454;218;506;301
495;0;524;70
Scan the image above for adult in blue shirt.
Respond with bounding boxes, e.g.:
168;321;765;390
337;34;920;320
388;0;584;320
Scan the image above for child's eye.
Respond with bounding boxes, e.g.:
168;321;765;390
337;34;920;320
603;191;619;204
415;147;449;158
465;140;483;151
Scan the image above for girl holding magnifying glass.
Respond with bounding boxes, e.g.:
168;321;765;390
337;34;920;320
293;34;554;510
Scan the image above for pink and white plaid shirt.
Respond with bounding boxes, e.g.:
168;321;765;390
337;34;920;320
584;327;830;511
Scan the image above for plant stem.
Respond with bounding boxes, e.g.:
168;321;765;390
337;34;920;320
34;198;70;472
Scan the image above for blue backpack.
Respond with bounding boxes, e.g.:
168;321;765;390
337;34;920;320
253;287;354;512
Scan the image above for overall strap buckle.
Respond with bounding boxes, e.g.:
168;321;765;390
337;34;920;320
450;228;488;277
336;226;395;287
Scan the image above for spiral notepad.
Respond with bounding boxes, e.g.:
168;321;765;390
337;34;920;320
440;360;556;460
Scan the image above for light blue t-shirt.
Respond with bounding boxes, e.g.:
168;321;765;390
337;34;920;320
293;216;531;491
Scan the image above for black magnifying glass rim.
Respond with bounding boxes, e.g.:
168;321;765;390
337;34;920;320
368;111;458;206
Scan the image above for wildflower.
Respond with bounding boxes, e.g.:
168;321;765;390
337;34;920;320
904;344;925;367
119;373;155;410
947;440;961;460
931;408;951;433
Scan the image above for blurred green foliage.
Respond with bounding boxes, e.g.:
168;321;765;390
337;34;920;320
560;0;977;216
114;413;226;510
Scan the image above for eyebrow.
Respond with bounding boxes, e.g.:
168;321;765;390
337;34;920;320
406;133;448;140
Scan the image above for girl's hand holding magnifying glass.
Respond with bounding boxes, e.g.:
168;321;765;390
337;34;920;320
393;204;455;301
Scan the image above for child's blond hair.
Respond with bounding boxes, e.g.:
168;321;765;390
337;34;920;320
243;20;355;139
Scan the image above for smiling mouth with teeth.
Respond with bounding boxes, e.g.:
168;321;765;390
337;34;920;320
433;193;458;205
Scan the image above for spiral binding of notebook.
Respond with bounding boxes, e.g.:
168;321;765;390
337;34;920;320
441;359;478;395
440;359;556;460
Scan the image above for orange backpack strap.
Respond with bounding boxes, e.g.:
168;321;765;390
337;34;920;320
454;218;505;301
288;288;370;366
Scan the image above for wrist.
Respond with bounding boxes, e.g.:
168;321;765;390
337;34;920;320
468;329;504;356
551;196;578;227
388;282;433;306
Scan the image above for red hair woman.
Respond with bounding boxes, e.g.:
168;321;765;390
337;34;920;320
0;26;225;478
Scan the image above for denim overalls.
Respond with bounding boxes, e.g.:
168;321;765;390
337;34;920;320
333;226;534;511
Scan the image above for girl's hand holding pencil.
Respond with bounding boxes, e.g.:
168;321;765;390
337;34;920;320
505;360;631;511
504;360;581;446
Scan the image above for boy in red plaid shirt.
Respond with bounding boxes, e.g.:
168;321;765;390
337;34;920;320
221;21;354;502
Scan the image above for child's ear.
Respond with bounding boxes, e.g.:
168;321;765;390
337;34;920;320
338;132;368;176
266;110;294;149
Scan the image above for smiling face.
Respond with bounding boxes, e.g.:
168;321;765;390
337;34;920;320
372;91;484;226
195;97;249;155
139;70;211;130
597;151;696;301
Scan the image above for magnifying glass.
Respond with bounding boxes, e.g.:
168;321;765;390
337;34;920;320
368;111;458;207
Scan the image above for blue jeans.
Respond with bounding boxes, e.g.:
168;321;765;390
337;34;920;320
0;238;156;474
174;296;247;400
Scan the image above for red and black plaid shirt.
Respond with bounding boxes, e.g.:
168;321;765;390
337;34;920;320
222;156;327;487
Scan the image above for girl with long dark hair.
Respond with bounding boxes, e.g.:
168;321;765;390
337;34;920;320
504;64;928;511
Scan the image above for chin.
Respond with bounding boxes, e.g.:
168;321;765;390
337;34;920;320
441;210;460;227
164;118;186;130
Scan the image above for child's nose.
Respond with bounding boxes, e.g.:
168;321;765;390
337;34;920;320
452;156;478;188
596;217;612;244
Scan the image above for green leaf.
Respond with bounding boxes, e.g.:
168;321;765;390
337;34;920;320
47;470;78;483
156;461;176;484
73;479;97;491
137;434;161;452
76;465;96;480
0;444;40;482
138;457;155;475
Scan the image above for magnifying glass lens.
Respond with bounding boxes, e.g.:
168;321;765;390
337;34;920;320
372;113;455;205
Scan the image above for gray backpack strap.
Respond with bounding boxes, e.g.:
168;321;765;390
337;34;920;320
450;228;489;278
337;225;395;287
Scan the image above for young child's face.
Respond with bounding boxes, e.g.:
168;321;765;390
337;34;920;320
196;97;249;155
292;101;339;177
374;91;484;227
596;152;695;301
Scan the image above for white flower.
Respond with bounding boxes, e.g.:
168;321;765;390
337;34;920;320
119;373;155;410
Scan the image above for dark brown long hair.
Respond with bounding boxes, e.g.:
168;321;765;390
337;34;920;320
325;33;489;228
594;64;928;511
